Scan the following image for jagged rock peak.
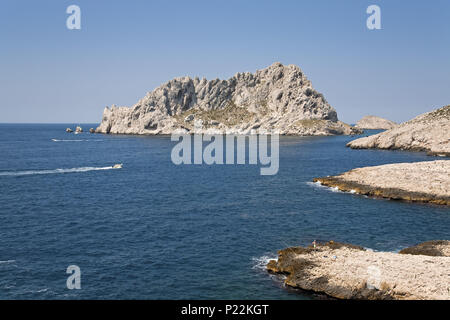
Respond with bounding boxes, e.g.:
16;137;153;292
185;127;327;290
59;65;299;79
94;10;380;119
97;62;360;136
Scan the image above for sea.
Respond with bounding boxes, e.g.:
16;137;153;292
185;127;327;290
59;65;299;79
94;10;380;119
0;124;448;299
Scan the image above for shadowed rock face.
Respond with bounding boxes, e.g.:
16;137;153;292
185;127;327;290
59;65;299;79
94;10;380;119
400;240;450;257
267;241;450;300
313;160;450;205
96;62;361;136
355;115;397;130
348;105;450;156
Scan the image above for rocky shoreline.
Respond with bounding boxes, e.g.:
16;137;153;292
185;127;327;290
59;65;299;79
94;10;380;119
267;241;450;300
348;105;450;156
96;62;361;136
313;160;450;205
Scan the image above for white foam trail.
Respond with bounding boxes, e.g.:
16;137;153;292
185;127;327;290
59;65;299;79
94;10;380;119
330;186;341;193
306;181;355;194
0;260;16;264
306;181;326;189
0;166;118;177
51;139;103;142
52;139;84;142
251;254;278;271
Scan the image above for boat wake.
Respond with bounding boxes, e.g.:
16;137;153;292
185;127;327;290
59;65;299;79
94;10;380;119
0;166;119;177
51;139;103;142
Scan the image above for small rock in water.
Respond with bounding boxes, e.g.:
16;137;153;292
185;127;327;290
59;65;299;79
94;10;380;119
65;128;73;133
89;128;95;133
75;126;83;133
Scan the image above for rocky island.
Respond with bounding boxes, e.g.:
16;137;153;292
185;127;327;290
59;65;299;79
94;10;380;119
348;105;450;156
96;62;361;136
355;115;397;130
267;240;450;300
313;160;450;205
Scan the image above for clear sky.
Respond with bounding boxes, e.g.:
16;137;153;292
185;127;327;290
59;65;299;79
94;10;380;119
0;0;449;124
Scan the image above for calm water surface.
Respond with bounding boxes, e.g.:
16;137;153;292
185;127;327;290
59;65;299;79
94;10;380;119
0;124;448;299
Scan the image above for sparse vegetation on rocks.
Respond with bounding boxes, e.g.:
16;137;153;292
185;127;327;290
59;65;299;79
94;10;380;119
175;101;256;129
96;62;359;135
399;240;450;257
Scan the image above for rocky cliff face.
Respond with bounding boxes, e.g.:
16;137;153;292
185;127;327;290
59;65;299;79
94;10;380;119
348;105;450;155
355;115;397;130
96;62;360;135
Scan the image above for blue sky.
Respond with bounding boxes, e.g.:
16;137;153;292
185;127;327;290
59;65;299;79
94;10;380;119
0;0;449;123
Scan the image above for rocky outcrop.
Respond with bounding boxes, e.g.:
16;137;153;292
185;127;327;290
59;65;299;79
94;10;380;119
348;105;450;156
65;128;73;133
89;128;95;133
399;240;450;257
267;241;450;300
75;126;83;133
96;62;361;136
313;160;450;205
355;115;397;130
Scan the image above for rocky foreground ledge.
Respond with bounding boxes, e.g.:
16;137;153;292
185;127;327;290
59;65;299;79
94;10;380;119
348;105;450;156
267;241;450;300
313;160;450;205
96;62;361;136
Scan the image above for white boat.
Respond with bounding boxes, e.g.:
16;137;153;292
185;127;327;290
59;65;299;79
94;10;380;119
112;164;123;169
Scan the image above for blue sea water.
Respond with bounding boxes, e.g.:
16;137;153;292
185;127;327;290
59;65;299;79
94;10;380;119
0;124;448;299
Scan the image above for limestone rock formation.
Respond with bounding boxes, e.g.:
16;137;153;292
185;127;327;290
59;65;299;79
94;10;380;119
65;128;73;133
348;105;450;156
355;115;397;130
267;241;450;300
313;160;450;205
96;62;361;136
75;126;83;133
